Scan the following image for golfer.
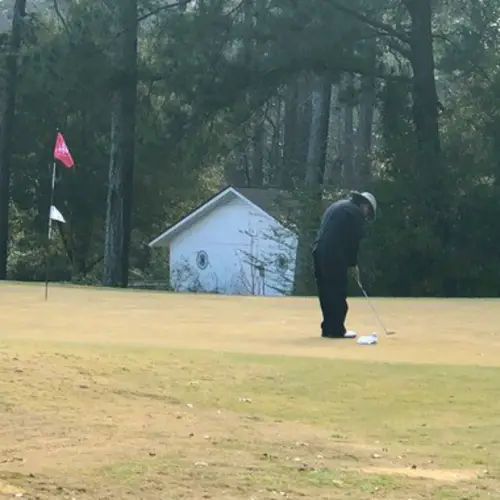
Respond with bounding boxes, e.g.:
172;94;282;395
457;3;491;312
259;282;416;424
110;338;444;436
312;191;377;339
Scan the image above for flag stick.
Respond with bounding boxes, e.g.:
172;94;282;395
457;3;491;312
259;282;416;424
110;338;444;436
44;161;56;301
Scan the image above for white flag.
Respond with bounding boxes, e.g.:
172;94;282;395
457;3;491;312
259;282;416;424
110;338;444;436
50;205;66;223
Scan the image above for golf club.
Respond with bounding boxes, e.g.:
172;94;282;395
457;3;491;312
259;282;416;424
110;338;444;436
356;278;396;336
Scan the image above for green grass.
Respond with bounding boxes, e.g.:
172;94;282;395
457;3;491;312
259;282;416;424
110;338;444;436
0;340;499;499
1;284;500;499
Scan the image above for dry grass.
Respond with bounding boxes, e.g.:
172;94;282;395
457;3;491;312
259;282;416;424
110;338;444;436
0;282;500;499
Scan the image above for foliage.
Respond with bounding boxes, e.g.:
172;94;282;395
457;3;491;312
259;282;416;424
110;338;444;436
1;0;500;297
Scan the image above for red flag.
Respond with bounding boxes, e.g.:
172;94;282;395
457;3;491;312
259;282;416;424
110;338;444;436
53;132;75;168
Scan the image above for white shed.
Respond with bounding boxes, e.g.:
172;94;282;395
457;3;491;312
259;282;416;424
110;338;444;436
148;186;299;296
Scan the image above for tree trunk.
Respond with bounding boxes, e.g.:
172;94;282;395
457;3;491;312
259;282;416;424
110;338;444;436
102;0;138;287
282;75;312;188
281;81;299;188
224;142;247;186
251;110;265;187
0;0;26;280
323;84;342;186
296;75;313;172
293;74;331;296
269;95;283;185
341;73;355;188
355;46;376;185
305;78;331;189
404;0;442;188
404;0;449;293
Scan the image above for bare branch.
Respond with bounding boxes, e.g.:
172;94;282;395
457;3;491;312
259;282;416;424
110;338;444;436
53;0;71;36
136;0;195;24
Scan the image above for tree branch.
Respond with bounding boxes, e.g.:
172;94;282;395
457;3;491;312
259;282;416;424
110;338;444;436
327;0;410;44
384;37;412;59
433;32;493;84
83;255;104;276
136;0;194;25
53;0;71;36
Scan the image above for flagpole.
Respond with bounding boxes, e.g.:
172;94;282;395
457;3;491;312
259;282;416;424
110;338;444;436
44;161;56;301
45;129;74;300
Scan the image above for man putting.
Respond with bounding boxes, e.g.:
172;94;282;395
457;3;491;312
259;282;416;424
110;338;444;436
312;191;377;339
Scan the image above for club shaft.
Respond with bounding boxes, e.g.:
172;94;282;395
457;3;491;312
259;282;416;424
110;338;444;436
357;281;389;335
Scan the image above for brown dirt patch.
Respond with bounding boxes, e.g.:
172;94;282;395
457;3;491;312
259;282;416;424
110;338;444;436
360;466;481;482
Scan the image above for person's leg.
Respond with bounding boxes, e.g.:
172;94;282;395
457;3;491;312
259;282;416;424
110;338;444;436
314;255;347;338
313;254;330;336
333;267;349;336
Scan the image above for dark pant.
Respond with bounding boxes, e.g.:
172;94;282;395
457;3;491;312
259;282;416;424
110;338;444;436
313;253;348;338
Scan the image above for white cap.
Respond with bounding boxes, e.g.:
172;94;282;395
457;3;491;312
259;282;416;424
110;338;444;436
360;191;377;219
352;191;377;221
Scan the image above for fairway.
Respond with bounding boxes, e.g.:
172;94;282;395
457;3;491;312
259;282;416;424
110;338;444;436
1;283;500;499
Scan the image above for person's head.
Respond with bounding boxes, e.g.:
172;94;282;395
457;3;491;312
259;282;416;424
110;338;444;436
350;191;377;222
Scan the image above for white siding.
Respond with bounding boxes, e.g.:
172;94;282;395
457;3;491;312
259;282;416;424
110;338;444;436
169;197;297;296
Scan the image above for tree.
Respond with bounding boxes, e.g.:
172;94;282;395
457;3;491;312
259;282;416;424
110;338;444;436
102;0;138;287
2;0;500;298
293;73;331;295
355;42;377;185
0;0;26;279
403;0;443;195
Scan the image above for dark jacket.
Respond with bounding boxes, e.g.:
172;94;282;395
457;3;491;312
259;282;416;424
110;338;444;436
312;199;365;268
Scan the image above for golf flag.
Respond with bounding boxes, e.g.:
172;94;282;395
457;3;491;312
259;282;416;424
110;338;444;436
49;205;65;223
53;132;74;168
